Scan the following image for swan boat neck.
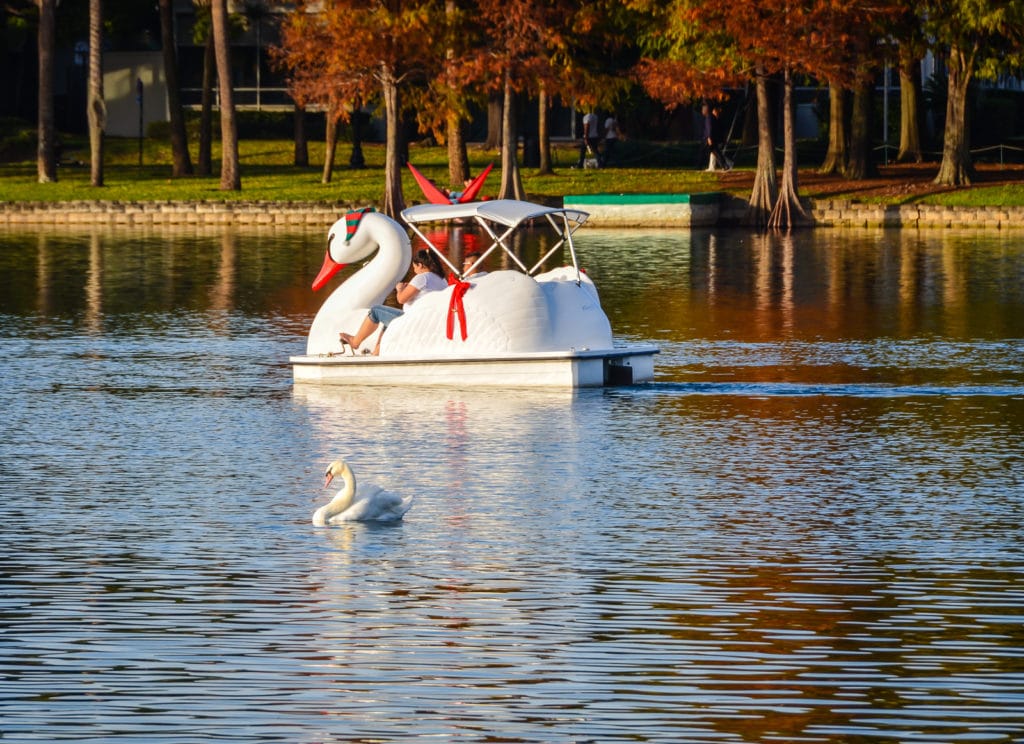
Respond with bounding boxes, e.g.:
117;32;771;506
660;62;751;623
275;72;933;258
290;199;658;388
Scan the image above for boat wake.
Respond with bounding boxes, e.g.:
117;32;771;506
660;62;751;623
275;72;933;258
626;381;1024;398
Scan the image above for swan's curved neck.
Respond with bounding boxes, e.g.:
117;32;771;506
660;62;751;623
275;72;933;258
314;466;357;525
335;226;409;309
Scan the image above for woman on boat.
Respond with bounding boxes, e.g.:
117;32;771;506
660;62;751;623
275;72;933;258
339;249;447;355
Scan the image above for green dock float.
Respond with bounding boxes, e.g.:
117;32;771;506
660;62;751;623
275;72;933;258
563;192;721;227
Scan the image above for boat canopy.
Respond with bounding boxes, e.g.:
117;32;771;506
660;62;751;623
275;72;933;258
400;199;590;281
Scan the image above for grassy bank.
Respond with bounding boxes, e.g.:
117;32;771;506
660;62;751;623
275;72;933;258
1;135;1022;207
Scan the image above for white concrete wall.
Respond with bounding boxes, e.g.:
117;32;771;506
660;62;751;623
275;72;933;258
103;52;168;138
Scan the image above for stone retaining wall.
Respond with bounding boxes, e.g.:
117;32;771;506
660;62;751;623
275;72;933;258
3;198;1024;229
0;200;354;227
719;195;1024;229
809;201;1024;229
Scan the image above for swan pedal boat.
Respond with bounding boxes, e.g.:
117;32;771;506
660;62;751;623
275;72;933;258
290;199;658;388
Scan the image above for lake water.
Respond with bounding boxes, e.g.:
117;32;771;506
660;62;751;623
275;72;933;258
1;223;1022;743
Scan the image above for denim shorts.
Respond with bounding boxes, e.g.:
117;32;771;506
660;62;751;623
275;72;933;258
368;305;403;328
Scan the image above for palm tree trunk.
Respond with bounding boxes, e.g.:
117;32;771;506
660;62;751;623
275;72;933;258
444;0;468;187
322;103;338;184
198;31;215;176
538;85;553;175
37;0;57;183
159;0;193;176
211;0;240;190
87;0;105;187
381;73;406;218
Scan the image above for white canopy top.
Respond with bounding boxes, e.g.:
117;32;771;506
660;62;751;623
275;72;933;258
400;199;591;281
401;199;589;229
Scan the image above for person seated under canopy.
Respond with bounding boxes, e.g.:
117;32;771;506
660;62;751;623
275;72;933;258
339;249;447;356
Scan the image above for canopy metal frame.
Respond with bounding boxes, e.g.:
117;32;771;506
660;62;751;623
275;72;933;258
401;200;590;283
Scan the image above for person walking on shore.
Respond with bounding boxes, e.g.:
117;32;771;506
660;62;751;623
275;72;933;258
577;110;601;168
603;113;622;167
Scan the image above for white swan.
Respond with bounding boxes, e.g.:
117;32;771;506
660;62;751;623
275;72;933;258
305;210;614;358
312;459;413;525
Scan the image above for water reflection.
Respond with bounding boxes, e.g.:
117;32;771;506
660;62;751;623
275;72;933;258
4;225;1023;349
1;224;1022;742
580;227;1023;347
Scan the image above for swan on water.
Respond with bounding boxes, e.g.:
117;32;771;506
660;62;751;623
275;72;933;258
312;459;413;525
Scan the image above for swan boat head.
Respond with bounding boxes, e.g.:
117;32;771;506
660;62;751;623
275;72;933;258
306;211;412;355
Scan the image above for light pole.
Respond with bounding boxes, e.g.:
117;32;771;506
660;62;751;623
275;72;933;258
136;77;144;168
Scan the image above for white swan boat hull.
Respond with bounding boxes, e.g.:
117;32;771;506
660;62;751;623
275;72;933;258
293;200;659;388
291;345;657;388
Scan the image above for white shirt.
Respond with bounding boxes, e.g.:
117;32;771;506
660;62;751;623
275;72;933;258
403;271;447;310
604;117;619;140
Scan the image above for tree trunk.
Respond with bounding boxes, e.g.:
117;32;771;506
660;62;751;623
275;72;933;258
897;48;923;163
447;112;468;187
159;0;193;176
819;82;846;175
397;112;411;166
444;1;468;187
497;74;524;200
36;0;57;183
350;104;366;169
846;78;877;179
322;104;338;184
485;93;502;149
198;31;215;176
293;103;308;167
538;85;553;175
741;82;758;148
745;65;777;228
934;44;975;186
768;68;807;230
381;74;406;218
211;0;240;190
87;0;105;187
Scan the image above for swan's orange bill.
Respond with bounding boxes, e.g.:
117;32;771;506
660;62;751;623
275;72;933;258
312;250;345;291
324;472;335;488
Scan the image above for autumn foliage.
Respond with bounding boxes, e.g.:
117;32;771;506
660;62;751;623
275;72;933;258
267;0;1023;227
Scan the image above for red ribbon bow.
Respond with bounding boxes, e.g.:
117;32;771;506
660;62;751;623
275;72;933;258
446;278;471;341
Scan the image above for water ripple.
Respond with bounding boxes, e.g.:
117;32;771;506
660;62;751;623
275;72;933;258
2;226;1023;742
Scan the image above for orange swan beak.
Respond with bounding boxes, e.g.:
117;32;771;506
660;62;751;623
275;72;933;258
311;248;345;291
